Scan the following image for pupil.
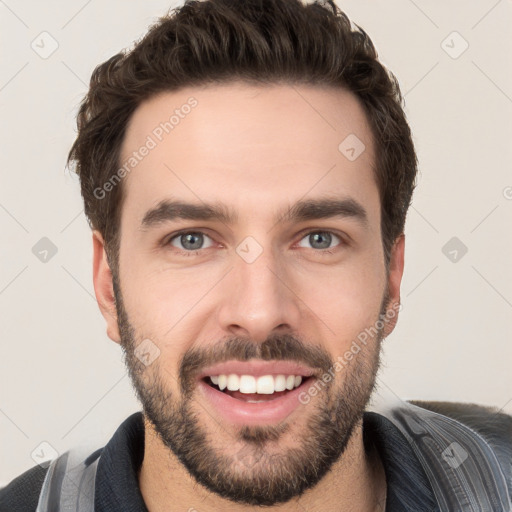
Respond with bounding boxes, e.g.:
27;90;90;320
182;233;203;250
310;232;331;249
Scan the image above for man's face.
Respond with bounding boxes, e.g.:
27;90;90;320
98;82;402;506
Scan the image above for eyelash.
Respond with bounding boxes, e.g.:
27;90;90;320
163;229;346;257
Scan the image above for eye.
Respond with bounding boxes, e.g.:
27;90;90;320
297;231;343;251
167;231;214;252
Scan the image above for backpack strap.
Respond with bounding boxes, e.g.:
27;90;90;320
380;401;512;511
36;446;101;512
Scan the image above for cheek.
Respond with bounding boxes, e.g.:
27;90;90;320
119;263;218;346
302;279;383;329
293;258;386;344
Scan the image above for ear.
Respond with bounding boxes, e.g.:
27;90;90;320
92;230;121;344
382;233;405;339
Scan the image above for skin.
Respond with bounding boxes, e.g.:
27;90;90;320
92;82;405;511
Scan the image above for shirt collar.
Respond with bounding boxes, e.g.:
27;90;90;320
364;412;438;511
94;411;437;511
94;412;147;512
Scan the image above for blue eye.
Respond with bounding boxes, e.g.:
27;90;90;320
297;231;342;251
168;232;214;251
163;229;345;257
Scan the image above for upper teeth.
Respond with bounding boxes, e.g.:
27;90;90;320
209;374;303;394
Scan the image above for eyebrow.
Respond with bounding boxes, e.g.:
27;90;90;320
140;197;369;230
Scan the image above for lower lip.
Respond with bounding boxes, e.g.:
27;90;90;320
197;378;313;426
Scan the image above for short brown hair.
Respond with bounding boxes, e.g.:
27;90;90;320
67;0;418;275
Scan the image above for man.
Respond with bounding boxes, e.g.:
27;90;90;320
1;0;511;511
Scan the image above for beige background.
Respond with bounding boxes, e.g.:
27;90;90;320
1;0;511;485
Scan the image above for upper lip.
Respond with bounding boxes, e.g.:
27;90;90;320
197;360;317;380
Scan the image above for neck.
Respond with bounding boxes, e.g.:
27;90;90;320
138;416;387;512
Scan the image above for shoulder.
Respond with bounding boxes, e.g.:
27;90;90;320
408;399;512;480
0;462;50;512
408;399;512;442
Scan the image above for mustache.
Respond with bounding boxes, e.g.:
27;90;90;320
178;333;333;395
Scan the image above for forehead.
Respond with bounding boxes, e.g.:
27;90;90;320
119;82;378;226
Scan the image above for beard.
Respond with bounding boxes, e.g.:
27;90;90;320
112;271;388;507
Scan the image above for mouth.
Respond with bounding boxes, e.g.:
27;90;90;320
197;371;316;426
201;374;314;402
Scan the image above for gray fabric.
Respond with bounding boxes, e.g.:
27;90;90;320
35;447;100;512
364;411;438;511
382;401;512;512
27;401;512;512
410;399;512;506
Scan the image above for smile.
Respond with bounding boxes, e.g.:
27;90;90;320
198;373;315;426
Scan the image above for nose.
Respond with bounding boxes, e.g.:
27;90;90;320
216;243;301;343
